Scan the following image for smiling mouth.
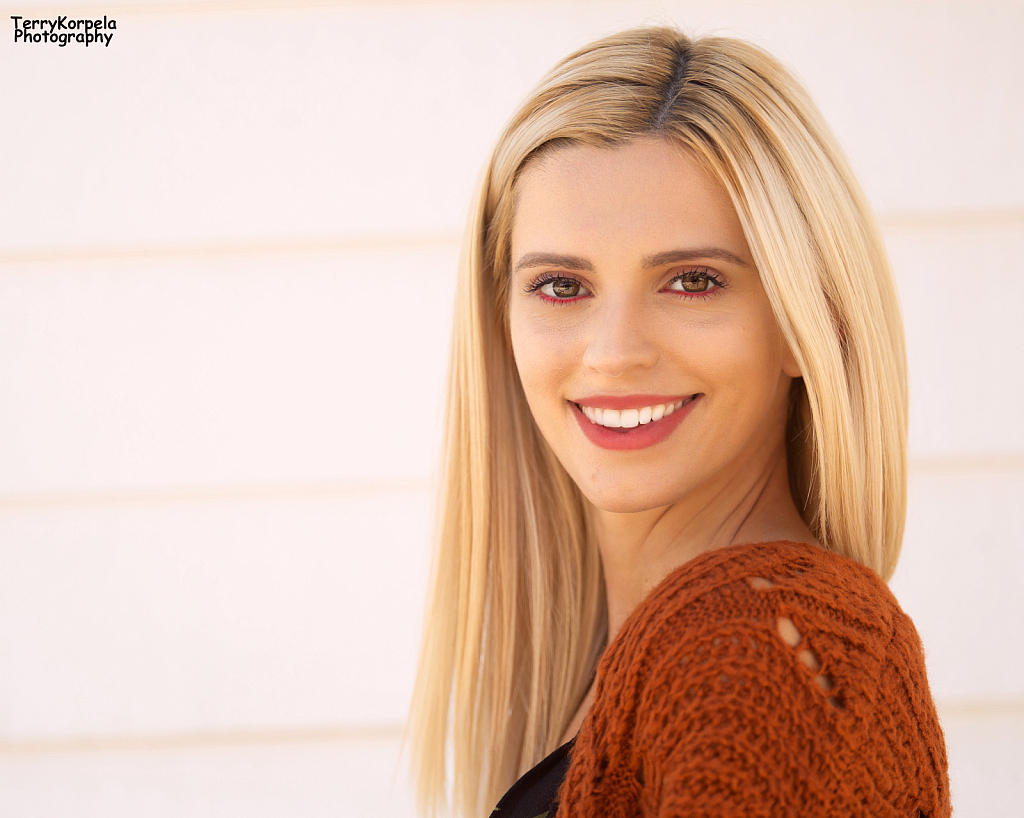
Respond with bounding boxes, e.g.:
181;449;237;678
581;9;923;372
572;395;699;429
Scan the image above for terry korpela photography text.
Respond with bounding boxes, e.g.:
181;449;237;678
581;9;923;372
12;15;115;47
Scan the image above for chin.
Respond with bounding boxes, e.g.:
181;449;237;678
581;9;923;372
579;482;676;515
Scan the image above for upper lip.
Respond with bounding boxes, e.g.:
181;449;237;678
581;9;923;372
570;394;696;410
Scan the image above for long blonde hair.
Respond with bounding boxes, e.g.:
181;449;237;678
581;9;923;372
409;25;907;818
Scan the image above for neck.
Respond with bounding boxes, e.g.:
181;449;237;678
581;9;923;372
591;439;816;640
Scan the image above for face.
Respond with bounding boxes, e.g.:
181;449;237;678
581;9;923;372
508;138;801;513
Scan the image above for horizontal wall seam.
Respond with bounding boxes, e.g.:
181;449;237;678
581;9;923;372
937;699;1024;718
1;699;1020;756
0;232;460;266
0;723;405;756
0;455;1018;511
909;453;1024;473
0;477;434;510
879;208;1024;231
2;209;1021;266
2;0;1023;22
0;0;495;19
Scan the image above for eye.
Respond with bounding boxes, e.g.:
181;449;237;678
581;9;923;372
664;269;725;297
545;278;582;298
527;275;591;303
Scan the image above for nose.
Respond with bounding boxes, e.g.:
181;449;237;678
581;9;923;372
581;296;659;377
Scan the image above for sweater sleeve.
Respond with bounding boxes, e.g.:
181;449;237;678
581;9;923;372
635;602;874;817
556;542;950;818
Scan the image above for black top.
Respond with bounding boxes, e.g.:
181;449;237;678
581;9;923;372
489;737;575;818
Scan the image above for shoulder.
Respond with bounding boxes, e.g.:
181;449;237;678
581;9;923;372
638;538;899;624
560;541;949;816
588;540;918;733
610;539;910;682
602;540;935;721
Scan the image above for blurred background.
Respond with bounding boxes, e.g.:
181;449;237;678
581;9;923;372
0;0;1021;815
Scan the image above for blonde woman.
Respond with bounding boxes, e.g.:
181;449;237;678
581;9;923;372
410;26;950;818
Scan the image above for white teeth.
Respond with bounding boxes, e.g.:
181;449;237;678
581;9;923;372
578;398;689;429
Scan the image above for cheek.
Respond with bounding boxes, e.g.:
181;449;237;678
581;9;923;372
509;309;586;434
510;311;565;404
678;308;787;403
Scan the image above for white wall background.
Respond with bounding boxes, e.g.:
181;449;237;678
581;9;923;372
1;1;1022;815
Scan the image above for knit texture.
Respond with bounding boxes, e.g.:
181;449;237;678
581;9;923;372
556;540;950;817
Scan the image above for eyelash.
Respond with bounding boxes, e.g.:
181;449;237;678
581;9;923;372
524;269;727;305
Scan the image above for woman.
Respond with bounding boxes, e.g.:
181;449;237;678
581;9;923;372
409;26;950;818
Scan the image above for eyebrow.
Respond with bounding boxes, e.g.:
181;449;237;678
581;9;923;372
512;247;751;274
642;248;751;269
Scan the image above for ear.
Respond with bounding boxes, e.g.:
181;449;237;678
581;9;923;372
782;342;802;379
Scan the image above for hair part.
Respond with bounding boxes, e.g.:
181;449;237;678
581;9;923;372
409;25;907;818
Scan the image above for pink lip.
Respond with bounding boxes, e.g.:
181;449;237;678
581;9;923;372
570;394;701;451
571;394;693;410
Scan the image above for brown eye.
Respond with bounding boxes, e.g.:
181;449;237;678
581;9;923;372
544;279;582;298
666;270;723;297
680;274;709;292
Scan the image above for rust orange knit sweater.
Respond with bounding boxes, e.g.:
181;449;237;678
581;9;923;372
556;540;950;818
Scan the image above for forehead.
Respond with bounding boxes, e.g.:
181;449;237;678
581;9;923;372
510;138;750;264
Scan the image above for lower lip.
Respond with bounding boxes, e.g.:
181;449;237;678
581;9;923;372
570;396;700;451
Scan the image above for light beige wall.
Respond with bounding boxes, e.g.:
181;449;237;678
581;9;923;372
1;1;1021;816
